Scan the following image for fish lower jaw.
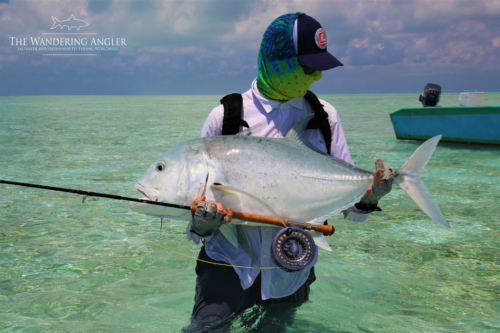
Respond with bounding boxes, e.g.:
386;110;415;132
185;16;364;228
136;189;158;202
134;183;159;202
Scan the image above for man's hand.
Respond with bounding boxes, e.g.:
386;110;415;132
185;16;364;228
356;158;394;213
191;195;233;236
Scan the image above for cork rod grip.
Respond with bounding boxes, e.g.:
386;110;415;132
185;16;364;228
190;204;335;236
190;204;289;226
312;224;335;236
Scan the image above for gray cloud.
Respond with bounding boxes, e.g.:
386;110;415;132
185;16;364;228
1;0;499;94
87;0;112;13
345;37;405;66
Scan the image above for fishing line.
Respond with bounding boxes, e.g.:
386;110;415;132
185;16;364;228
0;187;279;270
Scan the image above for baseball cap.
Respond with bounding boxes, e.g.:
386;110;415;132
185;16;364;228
293;14;343;71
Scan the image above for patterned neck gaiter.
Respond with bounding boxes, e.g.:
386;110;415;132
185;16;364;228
256;12;322;102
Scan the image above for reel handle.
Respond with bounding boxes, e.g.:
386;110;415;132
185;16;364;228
190;205;335;236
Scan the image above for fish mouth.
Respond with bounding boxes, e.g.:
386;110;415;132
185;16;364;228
134;182;159;202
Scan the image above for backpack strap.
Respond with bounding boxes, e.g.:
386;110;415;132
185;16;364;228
220;93;249;135
304;90;332;155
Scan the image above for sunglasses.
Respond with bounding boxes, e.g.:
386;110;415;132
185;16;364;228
298;61;316;75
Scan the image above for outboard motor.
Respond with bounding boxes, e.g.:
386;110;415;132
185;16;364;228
419;83;441;107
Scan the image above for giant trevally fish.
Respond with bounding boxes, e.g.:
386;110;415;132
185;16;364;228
130;115;449;251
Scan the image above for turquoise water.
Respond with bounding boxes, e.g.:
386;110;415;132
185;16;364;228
1;94;499;332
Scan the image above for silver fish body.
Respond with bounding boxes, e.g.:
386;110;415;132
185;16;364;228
132;128;375;224
198;135;373;224
131;116;449;250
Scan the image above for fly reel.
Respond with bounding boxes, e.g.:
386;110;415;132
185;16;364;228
271;226;316;272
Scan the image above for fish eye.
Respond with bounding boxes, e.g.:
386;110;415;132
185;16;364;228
155;163;165;172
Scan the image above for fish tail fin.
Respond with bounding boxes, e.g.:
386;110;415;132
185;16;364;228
51;16;60;29
395;135;450;228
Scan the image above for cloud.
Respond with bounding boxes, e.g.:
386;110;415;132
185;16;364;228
87;0;112;13
1;0;500;94
344;36;404;66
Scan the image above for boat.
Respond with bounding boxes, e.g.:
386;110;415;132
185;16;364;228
390;105;500;146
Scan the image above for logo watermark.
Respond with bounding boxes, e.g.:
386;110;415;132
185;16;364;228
51;14;89;30
8;14;127;56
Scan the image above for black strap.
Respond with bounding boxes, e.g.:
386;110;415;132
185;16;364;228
221;93;249;135
304;90;332;155
220;91;332;154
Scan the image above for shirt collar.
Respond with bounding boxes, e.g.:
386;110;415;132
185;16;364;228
251;79;305;113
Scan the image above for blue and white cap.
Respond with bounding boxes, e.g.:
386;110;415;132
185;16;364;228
293;14;343;71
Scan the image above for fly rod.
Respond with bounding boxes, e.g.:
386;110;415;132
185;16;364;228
0;179;334;236
0;178;190;209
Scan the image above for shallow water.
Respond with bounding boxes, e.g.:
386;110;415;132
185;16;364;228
1;93;499;332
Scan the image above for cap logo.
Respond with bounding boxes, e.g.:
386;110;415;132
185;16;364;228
315;28;326;49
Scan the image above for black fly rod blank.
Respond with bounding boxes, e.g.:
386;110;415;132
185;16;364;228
0;178;335;236
0;179;191;210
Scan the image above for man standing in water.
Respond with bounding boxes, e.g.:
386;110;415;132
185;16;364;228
187;12;393;324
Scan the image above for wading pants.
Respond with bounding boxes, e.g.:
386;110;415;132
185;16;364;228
191;245;316;321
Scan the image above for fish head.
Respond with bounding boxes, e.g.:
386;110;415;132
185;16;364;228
134;141;208;209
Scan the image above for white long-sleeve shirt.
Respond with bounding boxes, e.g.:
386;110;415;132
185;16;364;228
187;79;368;300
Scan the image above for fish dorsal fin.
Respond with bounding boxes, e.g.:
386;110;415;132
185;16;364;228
237;123;262;136
285;115;372;174
284;114;325;154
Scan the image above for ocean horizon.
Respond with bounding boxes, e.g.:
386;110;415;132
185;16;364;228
2;91;500;96
1;93;499;332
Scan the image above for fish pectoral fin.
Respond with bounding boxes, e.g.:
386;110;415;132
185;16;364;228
211;185;335;253
211;183;287;228
308;230;333;252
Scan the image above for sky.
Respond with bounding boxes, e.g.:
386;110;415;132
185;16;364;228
1;0;499;95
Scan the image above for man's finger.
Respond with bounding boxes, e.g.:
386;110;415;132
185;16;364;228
215;202;224;212
374;168;382;186
226;207;232;223
365;187;372;196
193;195;206;205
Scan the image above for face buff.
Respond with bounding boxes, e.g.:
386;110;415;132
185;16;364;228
257;12;322;102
